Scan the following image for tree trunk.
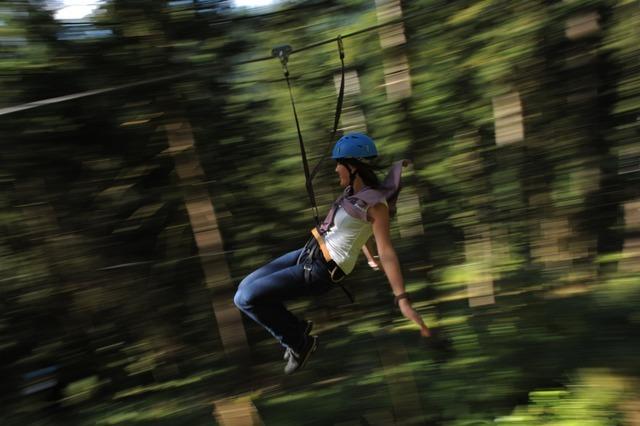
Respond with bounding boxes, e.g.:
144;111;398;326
165;120;250;360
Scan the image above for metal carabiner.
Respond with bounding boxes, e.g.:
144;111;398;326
271;45;293;66
329;266;345;283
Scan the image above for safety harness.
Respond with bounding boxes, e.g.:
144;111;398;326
297;160;410;302
272;39;354;300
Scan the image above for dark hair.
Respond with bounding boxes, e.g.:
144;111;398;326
338;158;382;189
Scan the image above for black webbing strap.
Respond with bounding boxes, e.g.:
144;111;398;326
335;281;355;304
273;37;346;226
273;44;321;225
310;36;345;182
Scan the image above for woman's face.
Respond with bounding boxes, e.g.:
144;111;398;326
335;161;353;187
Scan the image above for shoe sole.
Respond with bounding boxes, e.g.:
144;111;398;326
296;335;318;371
303;320;313;336
284;321;314;361
284;335;318;374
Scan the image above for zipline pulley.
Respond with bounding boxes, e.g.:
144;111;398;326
271;45;293;68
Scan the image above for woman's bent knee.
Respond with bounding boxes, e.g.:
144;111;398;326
234;279;256;310
233;288;247;309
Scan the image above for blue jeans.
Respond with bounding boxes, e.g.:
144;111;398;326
233;248;333;352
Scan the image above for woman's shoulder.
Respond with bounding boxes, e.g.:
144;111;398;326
353;189;388;222
340;188;387;222
352;187;387;206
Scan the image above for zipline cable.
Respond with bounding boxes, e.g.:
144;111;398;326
0;9;418;117
0;52;275;116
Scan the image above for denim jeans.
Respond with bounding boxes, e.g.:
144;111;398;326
233;248;333;352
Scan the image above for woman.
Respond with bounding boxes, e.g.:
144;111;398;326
234;133;430;375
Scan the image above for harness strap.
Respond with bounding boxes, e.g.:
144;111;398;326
302;233;355;304
338;283;355;304
309;36;345;182
275;48;320;226
273;37;346;227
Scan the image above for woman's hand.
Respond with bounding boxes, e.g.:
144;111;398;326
362;241;382;271
398;298;431;337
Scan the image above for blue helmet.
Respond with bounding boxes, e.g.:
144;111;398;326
331;133;378;160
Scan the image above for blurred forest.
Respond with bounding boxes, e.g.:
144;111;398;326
1;0;639;424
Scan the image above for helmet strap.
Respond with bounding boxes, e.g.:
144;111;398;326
348;168;358;194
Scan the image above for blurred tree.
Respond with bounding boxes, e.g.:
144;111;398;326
1;0;250;421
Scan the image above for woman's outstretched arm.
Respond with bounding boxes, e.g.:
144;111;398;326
369;203;431;337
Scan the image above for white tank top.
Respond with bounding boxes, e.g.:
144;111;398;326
323;201;386;274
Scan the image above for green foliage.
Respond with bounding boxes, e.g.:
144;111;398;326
497;370;634;425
